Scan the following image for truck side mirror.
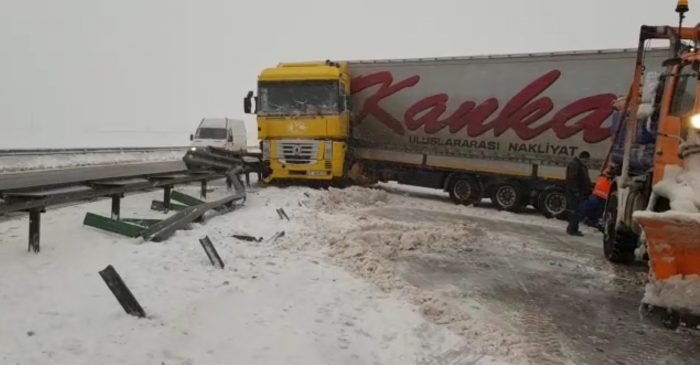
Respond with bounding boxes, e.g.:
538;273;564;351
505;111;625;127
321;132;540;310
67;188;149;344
244;91;254;114
190;134;194;141
228;135;233;142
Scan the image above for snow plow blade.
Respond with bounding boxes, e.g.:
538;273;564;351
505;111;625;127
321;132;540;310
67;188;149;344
634;211;700;328
635;212;700;280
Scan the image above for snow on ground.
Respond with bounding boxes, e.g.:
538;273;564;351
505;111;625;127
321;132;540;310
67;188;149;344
290;185;571;362
0;181;505;365
0;150;183;173
287;183;698;364
2;179;697;364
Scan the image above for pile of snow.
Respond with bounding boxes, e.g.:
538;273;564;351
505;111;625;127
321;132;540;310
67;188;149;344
294;186;530;361
643;274;700;315
0;150;184;173
308;186;390;212
647;154;700;213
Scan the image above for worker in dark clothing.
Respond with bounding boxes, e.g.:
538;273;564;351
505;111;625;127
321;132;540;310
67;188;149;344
566;151;592;236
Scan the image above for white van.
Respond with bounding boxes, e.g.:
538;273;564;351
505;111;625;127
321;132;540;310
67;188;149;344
190;118;247;152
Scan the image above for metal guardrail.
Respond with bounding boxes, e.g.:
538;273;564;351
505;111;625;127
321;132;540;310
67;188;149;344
0;146;189;157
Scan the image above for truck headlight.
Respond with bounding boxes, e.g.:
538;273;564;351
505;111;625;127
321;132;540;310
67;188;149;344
262;141;271;160
691;114;700;129
324;140;333;159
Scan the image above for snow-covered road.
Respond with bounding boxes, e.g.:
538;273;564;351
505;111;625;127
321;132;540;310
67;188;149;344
0;180;697;364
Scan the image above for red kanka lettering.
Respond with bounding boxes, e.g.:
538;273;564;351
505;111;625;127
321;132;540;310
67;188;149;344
550;94;616;143
351;72;420;135
351;70;614;142
487;70;559;139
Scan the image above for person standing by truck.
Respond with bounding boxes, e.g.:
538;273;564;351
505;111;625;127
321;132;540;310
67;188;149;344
583;166;614;230
566;151;592;236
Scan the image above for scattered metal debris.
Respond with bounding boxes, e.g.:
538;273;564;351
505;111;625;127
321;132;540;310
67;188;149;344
142;190;245;242
276;208;290;221
98;265;146;318
267;231;286;243
232;234;263;242
83;213;145;238
199;236;225;269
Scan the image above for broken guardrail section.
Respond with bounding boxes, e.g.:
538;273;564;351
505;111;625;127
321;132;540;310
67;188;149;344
85;167;246;242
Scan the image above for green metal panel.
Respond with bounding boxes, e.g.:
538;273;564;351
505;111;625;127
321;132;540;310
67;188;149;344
171;190;205;206
120;218;162;227
83;213;145;238
150;200;189;212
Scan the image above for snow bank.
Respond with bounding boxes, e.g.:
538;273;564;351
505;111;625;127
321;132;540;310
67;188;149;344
308;186;390;211
643;274;700;315
649;154;700;213
295;186;531;361
0;150;183;173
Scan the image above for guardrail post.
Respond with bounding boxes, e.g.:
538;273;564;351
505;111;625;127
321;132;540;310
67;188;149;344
111;194;122;220
163;186;172;212
200;180;207;199
28;208;41;253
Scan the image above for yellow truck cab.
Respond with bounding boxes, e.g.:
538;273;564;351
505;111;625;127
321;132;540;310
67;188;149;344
244;61;350;182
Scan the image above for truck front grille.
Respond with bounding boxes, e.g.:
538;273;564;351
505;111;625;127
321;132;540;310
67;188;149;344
277;140;319;165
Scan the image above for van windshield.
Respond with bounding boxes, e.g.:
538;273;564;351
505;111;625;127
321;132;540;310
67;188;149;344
258;80;339;116
196;128;227;139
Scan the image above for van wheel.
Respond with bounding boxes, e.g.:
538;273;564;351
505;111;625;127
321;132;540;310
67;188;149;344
448;176;482;205
537;187;567;219
491;181;526;212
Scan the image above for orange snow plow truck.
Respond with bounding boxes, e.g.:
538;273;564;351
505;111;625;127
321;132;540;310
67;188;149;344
602;1;700;328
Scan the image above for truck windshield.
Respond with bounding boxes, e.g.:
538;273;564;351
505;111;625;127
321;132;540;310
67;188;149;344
196;128;227;139
258;80;340;116
669;66;698;117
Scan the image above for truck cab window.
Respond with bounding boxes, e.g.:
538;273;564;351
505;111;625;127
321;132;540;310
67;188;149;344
669;68;698;117
258;80;340;116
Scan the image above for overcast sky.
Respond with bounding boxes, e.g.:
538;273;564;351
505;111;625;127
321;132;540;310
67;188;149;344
0;0;692;148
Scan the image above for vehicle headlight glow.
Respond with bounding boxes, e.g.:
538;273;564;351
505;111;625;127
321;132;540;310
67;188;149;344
691;114;700;129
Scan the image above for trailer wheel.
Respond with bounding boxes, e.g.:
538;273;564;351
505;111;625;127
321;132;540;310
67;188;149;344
602;192;635;263
491;181;526;212
448;176;482;205
537;187;567;219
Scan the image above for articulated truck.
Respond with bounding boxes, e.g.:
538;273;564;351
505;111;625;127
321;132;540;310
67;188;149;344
245;49;667;217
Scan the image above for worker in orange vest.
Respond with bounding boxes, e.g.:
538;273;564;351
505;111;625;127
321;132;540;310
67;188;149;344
583;167;614;229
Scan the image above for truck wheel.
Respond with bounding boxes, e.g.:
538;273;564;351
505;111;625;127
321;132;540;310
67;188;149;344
537;187;567;219
491;181;526;212
602;192;635;263
448;176;482;205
